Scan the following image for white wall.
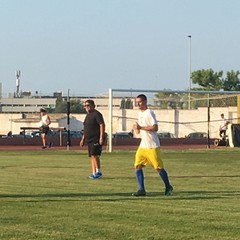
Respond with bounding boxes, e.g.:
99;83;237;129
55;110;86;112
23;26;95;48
0;106;237;138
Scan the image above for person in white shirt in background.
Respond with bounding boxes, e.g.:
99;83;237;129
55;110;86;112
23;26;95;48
219;113;229;139
39;108;51;149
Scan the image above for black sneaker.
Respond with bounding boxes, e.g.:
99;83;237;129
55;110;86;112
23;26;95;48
165;185;173;196
48;142;52;148
132;190;146;197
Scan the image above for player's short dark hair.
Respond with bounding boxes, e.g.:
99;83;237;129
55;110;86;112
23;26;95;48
136;94;147;101
40;108;46;113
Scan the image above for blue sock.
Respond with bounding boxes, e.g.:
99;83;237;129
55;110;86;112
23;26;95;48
159;168;170;189
135;169;145;191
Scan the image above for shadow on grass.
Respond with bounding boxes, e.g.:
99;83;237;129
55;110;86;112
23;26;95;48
172;175;240;178
148;190;240;200
0;192;144;202
0;190;240;202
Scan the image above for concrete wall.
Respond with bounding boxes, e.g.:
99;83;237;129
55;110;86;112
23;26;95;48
0;106;237;138
0;97;56;112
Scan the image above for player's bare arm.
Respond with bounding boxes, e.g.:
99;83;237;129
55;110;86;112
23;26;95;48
133;122;158;132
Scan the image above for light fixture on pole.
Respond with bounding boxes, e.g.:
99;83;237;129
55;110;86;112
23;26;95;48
188;35;192;109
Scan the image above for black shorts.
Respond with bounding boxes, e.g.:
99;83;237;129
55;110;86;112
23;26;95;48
87;142;103;157
40;126;49;134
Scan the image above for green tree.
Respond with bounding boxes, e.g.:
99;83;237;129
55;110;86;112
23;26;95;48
191;68;223;90
70;99;85;113
190;69;240;107
223;70;240;91
119;98;133;109
54;97;66;113
53;97;85;113
154;91;187;109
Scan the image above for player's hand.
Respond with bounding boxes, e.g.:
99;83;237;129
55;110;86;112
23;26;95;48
133;122;141;130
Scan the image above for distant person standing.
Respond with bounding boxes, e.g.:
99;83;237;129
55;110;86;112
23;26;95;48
219;113;229;138
39;108;51;149
132;94;173;196
80;100;105;179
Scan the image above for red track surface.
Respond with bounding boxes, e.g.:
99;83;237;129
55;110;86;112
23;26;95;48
0;144;215;151
0;137;216;151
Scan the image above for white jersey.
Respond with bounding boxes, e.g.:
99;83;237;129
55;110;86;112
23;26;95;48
41;115;49;126
220;118;228;130
138;109;160;148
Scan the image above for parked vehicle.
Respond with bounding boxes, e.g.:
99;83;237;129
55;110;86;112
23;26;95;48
157;131;176;138
51;130;83;139
24;131;41;138
186;132;208;138
113;132;133;138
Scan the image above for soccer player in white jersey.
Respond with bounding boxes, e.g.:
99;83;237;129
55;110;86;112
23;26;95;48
132;94;173;196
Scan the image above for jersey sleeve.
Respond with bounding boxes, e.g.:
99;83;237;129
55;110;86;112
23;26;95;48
149;110;158;125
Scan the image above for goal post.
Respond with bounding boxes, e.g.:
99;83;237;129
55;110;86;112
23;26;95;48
108;88;240;152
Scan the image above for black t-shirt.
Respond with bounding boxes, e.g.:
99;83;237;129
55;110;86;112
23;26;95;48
83;109;104;144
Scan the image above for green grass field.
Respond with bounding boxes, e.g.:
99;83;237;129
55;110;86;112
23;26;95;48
0;148;240;240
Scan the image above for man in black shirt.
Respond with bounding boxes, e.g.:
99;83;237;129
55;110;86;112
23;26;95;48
80;100;105;179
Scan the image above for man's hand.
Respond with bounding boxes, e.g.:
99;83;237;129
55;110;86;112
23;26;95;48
99;138;103;145
80;138;84;147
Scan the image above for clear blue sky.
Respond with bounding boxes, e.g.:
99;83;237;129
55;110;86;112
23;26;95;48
1;0;240;97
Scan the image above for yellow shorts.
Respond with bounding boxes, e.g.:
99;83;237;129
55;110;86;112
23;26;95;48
134;147;164;170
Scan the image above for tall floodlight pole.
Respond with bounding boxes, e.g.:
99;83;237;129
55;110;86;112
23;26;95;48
188;35;192;109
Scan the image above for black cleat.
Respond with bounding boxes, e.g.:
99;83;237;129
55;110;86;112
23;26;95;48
132;190;146;197
165;185;173;196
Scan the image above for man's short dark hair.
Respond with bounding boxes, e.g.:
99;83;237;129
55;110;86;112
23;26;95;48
85;99;95;106
136;94;147;101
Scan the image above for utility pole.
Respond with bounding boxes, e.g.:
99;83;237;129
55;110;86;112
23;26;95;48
66;89;71;150
15;70;21;98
